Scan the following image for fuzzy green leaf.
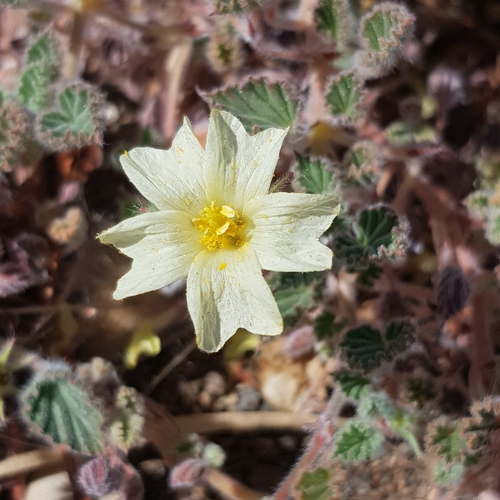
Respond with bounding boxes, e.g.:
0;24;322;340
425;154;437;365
37;85;104;150
26;33;59;67
40;88;94;137
341;325;385;369
384;320;415;354
334;370;370;400
330;208;406;272
486;209;500;245
316;0;354;45
346;141;380;185
360;3;414;52
464;190;490;217
21;371;104;453
326;71;363;122
296;156;333;194
354;206;398;253
18;33;59;112
429;421;467;463
385;121;436;145
433;461;464;486
334;421;384;462
295;468;333;500
274;285;314;320
18;65;52;112
356;261;383;287
209;79;297;131
314;311;346;340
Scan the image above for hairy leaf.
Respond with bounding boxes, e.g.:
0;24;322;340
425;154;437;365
428;421;467;463
295;156;333;194
334;421;383;462
326;71;363;122
37;84;104;150
295;468;333;500
340;325;385;369
21;369;104;453
314;311;346;340
274;285;314;320
316;0;354;46
334;370;370;400
208;79;297;131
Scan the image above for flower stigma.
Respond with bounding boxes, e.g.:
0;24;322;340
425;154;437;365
192;201;245;251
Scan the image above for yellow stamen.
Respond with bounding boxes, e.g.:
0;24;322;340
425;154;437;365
192;202;245;251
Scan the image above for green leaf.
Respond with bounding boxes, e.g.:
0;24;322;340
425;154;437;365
295;468;334;500
274;285;314;320
428;421;467;463
316;0;354;45
334;421;384;462
40;88;94;137
37;85;104;150
330;207;406;271
356;261;383;287
18;65;52;112
358;390;396;420
295;156;333;194
340;325;385;369
209;79;297;132
433;461;464;486
18;33;59;112
21;369;104;453
464;189;491;217
314;311;346;340
334;370;370;400
326;71;363;122
26;33;59;67
486;209;500;245
354;206;398;253
385;121;436;145
360;3;414;53
384;319;415;355
345;141;380;185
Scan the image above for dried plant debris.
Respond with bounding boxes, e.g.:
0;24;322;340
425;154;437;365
2;0;500;499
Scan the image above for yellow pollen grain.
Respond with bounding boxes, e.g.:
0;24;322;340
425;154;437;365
192;201;245;251
219;263;227;270
177;147;184;154
123;150;129;156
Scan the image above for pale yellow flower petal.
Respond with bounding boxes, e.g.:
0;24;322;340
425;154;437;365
244;192;340;272
99;211;200;299
203;110;288;209
121;120;206;214
186;248;282;353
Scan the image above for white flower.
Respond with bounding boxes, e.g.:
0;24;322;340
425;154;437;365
99;110;339;352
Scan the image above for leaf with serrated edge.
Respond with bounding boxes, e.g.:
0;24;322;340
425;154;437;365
316;0;354;46
334;370;370;400
296;156;333;194
341;324;385;369
208;79;297;131
295;468;333;500
326;71;363;122
334;421;384;462
274;285;314;320
37;84;104;150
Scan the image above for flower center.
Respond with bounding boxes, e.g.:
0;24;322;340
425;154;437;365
192;202;245;251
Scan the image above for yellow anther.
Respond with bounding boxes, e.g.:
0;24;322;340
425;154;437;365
192;202;245;251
